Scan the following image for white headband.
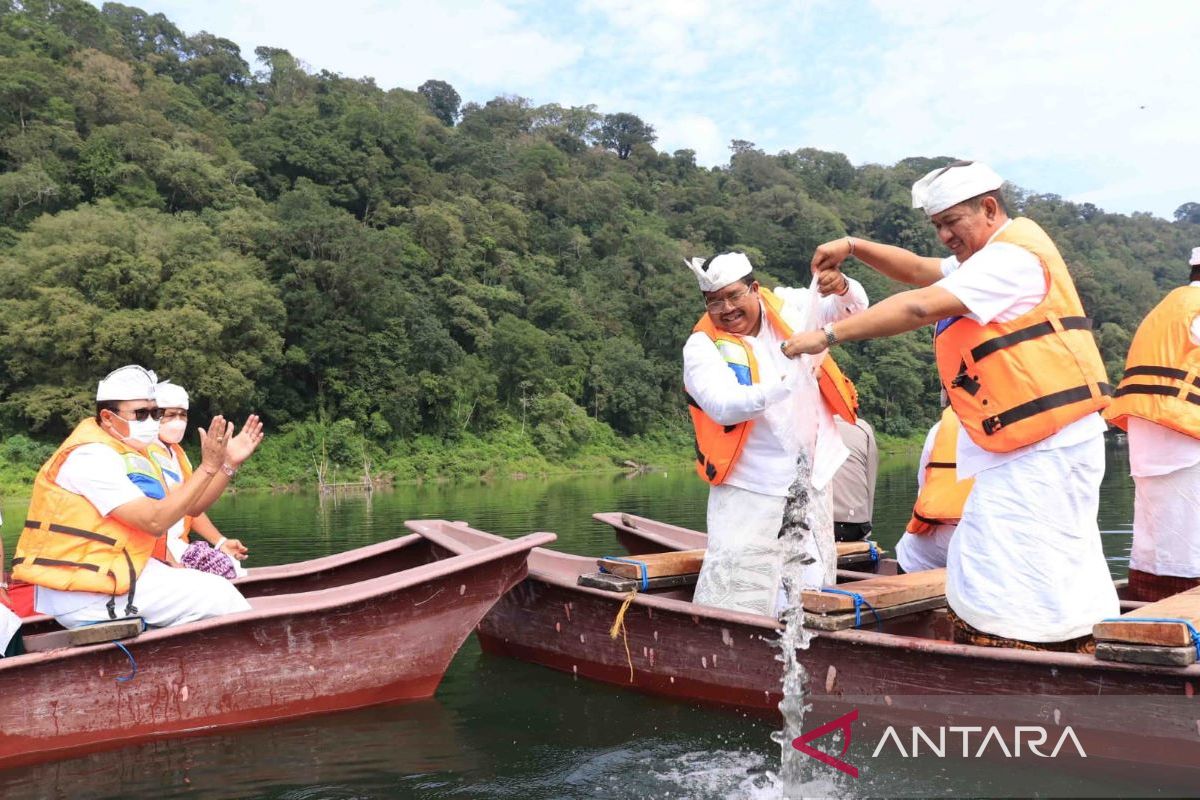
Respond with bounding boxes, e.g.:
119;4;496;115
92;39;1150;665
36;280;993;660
912;162;1004;216
96;365;158;402
1190;246;1200;267
685;252;753;293
154;381;189;410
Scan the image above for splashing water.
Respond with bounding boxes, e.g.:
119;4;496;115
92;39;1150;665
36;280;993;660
767;446;832;798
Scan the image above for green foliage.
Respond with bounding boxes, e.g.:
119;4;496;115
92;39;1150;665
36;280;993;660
417;79;460;126
0;0;1192;487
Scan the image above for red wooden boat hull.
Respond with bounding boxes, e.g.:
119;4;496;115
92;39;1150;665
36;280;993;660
0;529;553;769
407;520;1200;776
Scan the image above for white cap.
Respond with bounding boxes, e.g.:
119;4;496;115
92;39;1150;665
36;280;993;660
911;161;1004;216
685;252;753;293
154;381;189;410
1190;247;1200;267
96;365;158;402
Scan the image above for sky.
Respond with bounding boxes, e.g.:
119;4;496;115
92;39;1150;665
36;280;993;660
90;0;1199;219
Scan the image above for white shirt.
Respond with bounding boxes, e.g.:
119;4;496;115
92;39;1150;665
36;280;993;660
683;279;869;496
152;444;188;547
935;221;1107;479
35;444;153;617
916;422;939;492
1125;281;1200;477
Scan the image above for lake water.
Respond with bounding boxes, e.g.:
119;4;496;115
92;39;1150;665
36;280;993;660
0;442;1150;799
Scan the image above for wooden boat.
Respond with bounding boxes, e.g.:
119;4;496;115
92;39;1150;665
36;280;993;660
405;519;1200;778
0;528;553;769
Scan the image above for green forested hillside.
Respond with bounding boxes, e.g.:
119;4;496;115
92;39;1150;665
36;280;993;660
0;0;1196;489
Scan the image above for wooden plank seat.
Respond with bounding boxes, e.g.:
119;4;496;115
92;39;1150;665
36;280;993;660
801;568;947;615
23;617;145;653
578;571;698;593
1093;586;1200;666
596;543;885;587
598;550;704;581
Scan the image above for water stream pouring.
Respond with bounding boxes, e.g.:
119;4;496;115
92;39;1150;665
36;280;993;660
765;277;843;798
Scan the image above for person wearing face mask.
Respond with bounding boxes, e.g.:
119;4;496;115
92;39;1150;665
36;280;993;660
10;365;251;628
784;161;1118;652
149;381;255;578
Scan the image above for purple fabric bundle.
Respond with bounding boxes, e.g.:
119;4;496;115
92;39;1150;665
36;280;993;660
180;541;238;579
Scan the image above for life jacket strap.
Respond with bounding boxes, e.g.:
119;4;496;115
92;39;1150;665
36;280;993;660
969;315;1093;363
981;382;1113;436
122;549;138;617
1114;384;1200;405
911;511;944;526
22;519;118;546
11;556;102;572
1121;365;1200;388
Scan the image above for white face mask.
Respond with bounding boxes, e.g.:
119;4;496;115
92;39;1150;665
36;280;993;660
127;418;161;445
159;418;187;445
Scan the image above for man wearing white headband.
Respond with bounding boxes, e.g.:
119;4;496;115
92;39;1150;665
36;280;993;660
150;381;257;578
1104;247;1200;601
11;365;251;628
682;251;869;616
786;161;1117;651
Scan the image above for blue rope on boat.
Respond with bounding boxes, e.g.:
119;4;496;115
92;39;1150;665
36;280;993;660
1100;616;1200;660
867;542;879;563
113;642;137;682
819;588;882;629
600;556;649;590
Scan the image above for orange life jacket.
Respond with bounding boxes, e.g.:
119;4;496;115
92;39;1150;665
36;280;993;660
148;442;195;560
935;217;1111;453
1104;285;1200;437
906;407;974;534
11;418;165;614
688;286;859;485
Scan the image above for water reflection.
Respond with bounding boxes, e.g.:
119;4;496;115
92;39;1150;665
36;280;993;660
0;699;474;800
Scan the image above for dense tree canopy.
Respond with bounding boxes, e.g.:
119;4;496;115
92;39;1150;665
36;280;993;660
0;0;1195;472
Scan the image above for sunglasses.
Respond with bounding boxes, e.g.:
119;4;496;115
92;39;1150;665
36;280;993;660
114;407;165;422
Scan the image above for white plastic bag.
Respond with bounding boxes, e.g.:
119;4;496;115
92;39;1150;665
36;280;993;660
761;276;848;490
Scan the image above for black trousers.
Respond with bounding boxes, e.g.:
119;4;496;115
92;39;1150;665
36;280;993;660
833;521;872;542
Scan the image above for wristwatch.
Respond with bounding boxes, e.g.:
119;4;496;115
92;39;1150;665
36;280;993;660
822;323;838;348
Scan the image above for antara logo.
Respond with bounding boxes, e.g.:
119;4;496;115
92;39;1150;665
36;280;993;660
792;709;1088;776
791;709;859;778
872;725;1087;759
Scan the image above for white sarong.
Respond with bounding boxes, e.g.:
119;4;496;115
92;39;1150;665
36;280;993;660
0;605;20;655
945;434;1118;642
1130;459;1200;578
694;483;835;617
895;526;955;573
44;559;251;629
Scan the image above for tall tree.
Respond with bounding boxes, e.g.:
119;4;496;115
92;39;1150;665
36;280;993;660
417;79;461;126
599;112;655;159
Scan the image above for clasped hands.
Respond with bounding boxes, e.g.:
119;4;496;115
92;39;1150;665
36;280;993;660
198;414;266;474
781;236;855;358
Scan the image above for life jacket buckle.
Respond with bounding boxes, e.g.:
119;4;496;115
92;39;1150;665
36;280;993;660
951;373;981;396
982;415;1002;435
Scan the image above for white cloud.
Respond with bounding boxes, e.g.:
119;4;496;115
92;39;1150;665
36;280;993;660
654;113;726;164
810;0;1200;215
105;0;582;91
